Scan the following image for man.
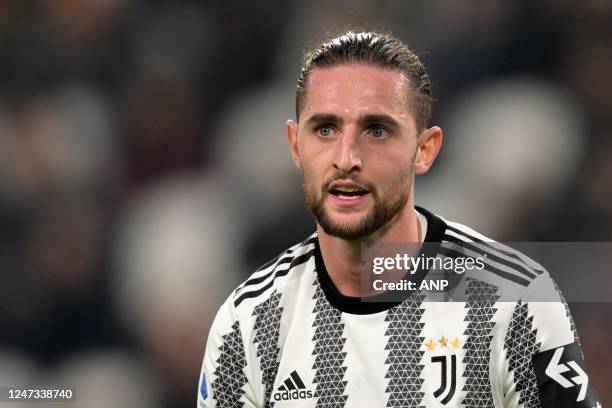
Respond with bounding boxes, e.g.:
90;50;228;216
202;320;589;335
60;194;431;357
197;31;600;407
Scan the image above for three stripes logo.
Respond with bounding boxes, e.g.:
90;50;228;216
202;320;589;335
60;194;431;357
272;370;314;401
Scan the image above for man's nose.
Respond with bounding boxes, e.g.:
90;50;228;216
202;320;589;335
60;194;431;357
334;128;362;173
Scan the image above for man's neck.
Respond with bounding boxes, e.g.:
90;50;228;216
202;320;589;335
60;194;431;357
317;199;421;297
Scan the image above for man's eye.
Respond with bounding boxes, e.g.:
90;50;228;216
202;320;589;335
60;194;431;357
317;126;333;137
370;126;388;139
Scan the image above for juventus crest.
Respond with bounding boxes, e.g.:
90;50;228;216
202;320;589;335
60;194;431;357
425;336;461;405
431;355;457;405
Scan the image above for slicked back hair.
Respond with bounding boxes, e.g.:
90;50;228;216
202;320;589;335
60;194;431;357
296;31;433;134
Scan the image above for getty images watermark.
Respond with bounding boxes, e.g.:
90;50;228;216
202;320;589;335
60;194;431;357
358;242;487;299
360;241;612;303
370;252;486;292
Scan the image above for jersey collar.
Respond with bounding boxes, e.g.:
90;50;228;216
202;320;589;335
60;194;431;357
314;205;448;315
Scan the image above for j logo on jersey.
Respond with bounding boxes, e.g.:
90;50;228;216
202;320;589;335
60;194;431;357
425;335;462;405
533;341;600;408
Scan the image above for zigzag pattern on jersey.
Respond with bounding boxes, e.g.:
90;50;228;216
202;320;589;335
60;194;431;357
384;292;426;408
462;278;499;407
211;320;247;407
443;224;544;287
311;277;348;407
503;301;542;407
252;291;284;408
234;234;317;307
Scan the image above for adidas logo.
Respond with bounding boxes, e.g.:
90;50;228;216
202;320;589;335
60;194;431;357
272;370;314;401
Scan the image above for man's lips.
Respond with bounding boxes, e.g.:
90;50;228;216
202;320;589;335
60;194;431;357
328;179;369;194
326;179;370;206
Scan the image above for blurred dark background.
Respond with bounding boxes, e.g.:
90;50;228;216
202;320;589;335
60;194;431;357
0;0;610;407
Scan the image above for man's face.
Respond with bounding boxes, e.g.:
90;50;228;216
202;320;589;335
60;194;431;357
289;64;420;240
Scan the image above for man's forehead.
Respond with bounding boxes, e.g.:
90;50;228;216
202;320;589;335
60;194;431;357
302;64;412;118
307;64;408;96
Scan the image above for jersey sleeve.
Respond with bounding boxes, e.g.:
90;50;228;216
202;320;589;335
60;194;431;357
500;274;601;408
197;296;261;407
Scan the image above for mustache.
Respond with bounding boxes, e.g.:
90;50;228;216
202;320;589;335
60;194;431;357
322;172;374;192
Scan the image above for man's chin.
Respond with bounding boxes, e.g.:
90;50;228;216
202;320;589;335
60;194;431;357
325;211;368;226
310;200;380;240
318;215;375;240
320;225;368;240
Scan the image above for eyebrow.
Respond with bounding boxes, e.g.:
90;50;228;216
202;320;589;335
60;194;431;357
358;114;401;130
303;113;400;130
304;113;343;127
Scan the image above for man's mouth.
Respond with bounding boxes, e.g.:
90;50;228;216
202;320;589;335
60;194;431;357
329;185;369;200
327;180;370;204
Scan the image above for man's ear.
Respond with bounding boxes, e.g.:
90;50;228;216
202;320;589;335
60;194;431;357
415;126;443;175
286;119;301;170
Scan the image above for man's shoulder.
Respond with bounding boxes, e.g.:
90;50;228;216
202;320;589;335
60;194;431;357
438;215;549;291
230;233;318;311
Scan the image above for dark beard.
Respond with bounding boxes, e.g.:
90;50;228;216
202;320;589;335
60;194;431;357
303;164;414;240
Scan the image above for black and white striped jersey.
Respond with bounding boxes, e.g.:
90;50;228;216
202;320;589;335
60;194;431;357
197;206;600;408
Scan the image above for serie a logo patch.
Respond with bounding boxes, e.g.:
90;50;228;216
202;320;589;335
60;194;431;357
200;373;208;400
